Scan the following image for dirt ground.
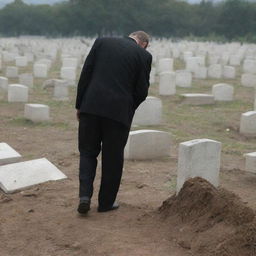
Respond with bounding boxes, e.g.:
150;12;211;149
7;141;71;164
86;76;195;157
1;73;256;255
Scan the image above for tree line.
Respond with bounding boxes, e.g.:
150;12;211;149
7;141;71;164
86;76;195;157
0;0;256;42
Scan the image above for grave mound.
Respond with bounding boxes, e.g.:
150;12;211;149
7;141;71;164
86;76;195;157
159;177;255;256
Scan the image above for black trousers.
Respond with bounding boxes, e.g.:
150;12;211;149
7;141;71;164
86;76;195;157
78;113;130;209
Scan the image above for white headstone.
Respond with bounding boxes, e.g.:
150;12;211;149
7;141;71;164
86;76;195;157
244;152;256;174
62;57;78;68
132;96;162;126
176;138;221;193
223;66;236;79
8;84;28;102
60;67;76;83
0;143;21;165
194;67;207;79
6;66;18;78
159;72;176;95
175;70;192;88
241;73;256;87
158;58;173;73
150;67;156;84
229;55;241;66
0;158;67;193
33;64;48;78
0;76;8;91
185;57;199;73
243;59;256;74
208;64;222;79
181;93;214;105
54;82;69;100
124;130;171;160
24;104;50;122
19;73;33;88
240;111;256;137
15;56;28;67
212;83;234;101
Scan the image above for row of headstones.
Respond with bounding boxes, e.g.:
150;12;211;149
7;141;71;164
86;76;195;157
0;76;70;99
134;96;256;137
2;63;78;85
2;133;255;194
151;61;256;88
0;79;71;122
156;56;256;73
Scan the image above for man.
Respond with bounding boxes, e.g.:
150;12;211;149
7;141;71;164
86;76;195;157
76;31;152;214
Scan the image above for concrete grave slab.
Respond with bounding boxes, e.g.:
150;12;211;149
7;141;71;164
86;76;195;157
0;143;21;165
181;93;214;105
0;158;67;193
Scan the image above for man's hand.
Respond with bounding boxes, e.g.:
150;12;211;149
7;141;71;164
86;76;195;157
76;109;80;121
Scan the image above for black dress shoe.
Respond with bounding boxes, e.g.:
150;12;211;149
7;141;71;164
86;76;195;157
77;199;91;214
98;202;119;212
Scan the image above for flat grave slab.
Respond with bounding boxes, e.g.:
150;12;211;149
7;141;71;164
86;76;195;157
0;143;21;165
0;158;67;193
181;93;215;105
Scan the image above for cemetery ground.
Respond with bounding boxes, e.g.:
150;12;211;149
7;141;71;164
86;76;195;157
1;59;256;256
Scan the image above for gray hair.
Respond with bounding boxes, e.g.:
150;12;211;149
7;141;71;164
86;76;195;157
129;31;150;44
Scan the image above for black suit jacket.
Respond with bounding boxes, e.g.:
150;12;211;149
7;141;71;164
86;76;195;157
76;37;152;127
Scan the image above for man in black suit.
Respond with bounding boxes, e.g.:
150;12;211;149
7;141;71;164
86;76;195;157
76;31;152;214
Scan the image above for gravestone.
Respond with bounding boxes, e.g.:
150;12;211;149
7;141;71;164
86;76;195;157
159;72;176;95
185;57;199;73
0;76;8;90
176;138;221;193
132;96;162;126
212;83;234;101
241;74;256;87
60;67;77;84
0;143;21;165
240;111;256;137
24;104;50;122
243;59;256;74
229;55;241;66
175;70;192;88
223;66;236;79
208;64;222;79
62;58;78;68
124;130;171;160
150;67;156;84
244;152;256;174
33;64;48;78
15;56;28;67
194;67;207;79
19;73;33;88
158;58;173;73
181;93;214;105
0;158;67;193
8;84;28;102
54;81;69;100
6;66;18;78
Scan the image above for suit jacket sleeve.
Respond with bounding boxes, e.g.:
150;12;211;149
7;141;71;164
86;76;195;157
133;54;152;110
75;38;100;110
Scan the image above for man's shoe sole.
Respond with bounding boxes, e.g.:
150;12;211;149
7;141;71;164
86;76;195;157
77;202;90;214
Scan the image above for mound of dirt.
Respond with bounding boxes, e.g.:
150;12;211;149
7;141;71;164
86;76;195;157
159;177;256;256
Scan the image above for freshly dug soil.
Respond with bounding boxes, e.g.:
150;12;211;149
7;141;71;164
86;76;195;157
159;177;256;256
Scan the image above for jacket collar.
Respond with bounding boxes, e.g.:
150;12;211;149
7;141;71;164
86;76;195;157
125;36;137;44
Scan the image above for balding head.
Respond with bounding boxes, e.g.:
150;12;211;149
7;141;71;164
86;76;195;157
129;31;150;49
